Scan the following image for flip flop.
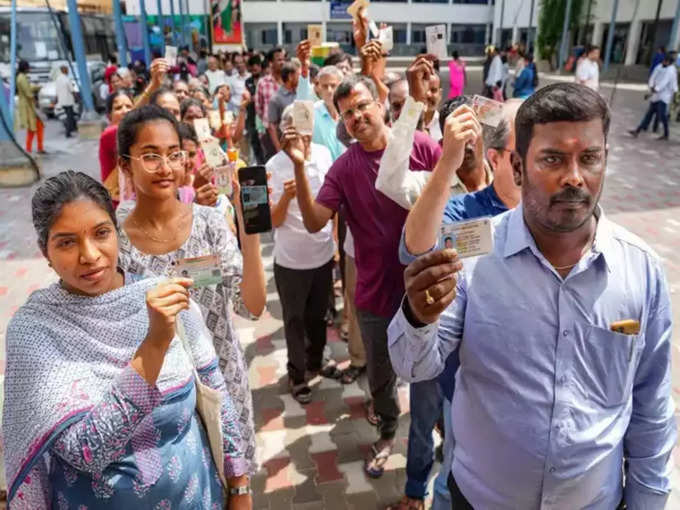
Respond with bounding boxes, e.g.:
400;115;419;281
340;365;365;384
385;496;425;510
319;363;342;379
366;400;381;427
364;441;392;478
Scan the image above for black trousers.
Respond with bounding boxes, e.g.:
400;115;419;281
274;259;333;385
63;105;77;136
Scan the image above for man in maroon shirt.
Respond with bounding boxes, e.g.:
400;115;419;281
283;73;442;478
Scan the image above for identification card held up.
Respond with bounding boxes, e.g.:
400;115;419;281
164;45;178;67
208;110;222;130
215;164;233;196
308;24;323;47
194;118;212;142
347;0;369;19
471;95;504;128
425;25;447;61
378;26;393;53
202;139;226;168
175;255;222;287
293;100;315;135
440;217;494;259
223;110;235;126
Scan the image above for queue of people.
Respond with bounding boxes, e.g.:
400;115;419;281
3;9;677;510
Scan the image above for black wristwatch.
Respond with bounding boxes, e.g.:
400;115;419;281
229;485;251;496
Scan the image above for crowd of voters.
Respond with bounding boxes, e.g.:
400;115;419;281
5;7;680;510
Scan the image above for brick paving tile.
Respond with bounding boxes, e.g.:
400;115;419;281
1;75;680;509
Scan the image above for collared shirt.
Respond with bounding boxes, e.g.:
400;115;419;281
313;101;345;162
255;74;280;127
226;71;250;110
388;205;675;510
424;110;442;142
267;143;334;270
649;64;679;105
486;55;504;87
575;58;600;91
205;69;227;94
55;73;75;107
267;86;296;131
449;160;493;197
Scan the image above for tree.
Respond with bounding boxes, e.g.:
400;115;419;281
537;0;589;66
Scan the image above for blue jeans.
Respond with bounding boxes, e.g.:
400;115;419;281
405;378;443;499
638;100;669;138
432;398;455;510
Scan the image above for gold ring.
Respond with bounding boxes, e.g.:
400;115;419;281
425;289;435;305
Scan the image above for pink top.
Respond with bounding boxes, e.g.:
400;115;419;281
448;59;466;99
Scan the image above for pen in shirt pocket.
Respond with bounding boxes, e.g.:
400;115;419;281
610;319;640;361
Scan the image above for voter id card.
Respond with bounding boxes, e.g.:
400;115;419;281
440;217;494;259
293;100;315;135
164;45;177;67
214;164;233;196
208;110;222;130
425;25;447;61
194;118;212;141
472;95;504;128
308;24;323;47
175;255;222;287
378;26;393;53
202;139;226;168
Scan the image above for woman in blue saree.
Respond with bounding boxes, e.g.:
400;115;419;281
3;171;252;509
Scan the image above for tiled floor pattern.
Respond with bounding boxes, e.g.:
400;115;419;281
1;75;680;508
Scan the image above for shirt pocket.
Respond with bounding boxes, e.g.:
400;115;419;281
575;324;640;408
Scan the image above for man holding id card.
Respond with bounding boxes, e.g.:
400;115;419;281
388;84;675;509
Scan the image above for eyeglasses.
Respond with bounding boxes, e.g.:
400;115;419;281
124;151;187;173
340;101;375;122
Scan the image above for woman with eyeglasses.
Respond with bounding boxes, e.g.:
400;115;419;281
3;171;251;509
115;105;266;474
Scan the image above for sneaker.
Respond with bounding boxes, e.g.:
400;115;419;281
627;130;639;138
657;135;669;141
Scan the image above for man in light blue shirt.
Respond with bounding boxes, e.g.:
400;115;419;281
388;83;676;509
296;43;345;162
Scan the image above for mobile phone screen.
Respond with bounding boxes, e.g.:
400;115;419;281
238;165;272;234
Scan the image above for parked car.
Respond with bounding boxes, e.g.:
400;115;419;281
38;60;106;117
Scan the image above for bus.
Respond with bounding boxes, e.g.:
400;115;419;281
0;6;116;82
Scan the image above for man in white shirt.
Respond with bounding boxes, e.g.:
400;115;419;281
575;45;600;91
204;55;226;94
629;54;679;141
55;65;76;138
268;104;338;405
226;53;250;111
485;48;504;98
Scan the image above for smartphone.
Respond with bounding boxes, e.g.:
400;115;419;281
238;165;272;234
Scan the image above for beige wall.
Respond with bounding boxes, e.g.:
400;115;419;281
0;0;112;14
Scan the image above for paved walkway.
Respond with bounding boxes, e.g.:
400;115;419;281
1;78;680;508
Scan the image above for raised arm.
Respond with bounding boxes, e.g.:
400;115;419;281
134;58;168;108
403;105;481;258
281;127;335;233
52;279;192;473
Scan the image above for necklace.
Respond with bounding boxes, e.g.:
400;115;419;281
550;235;595;271
130;210;191;244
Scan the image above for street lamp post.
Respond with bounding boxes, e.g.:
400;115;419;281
603;0;620;72
66;0;95;114
140;0;152;65
113;0;129;67
558;0;573;71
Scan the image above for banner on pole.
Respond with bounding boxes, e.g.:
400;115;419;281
211;0;243;45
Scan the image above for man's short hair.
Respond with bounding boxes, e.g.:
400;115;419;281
281;62;298;83
483;99;523;152
333;74;378;113
317;65;343;82
438;95;470;135
266;46;285;63
324;52;352;68
248;55;262;67
280;104;295;130
515;83;610;163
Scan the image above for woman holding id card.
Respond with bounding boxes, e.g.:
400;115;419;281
115;105;266;474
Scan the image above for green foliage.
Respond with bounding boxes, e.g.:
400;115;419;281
537;0;592;63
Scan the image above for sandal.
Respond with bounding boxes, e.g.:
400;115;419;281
340;365;365;384
366;400;381;427
385;496;425;510
364;440;393;478
289;381;312;405
319;362;342;379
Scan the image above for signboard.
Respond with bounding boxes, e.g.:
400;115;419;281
211;0;243;45
330;1;352;20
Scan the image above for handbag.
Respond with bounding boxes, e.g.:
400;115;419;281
176;319;228;488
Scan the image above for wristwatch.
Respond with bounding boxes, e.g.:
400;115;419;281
229;485;251;496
